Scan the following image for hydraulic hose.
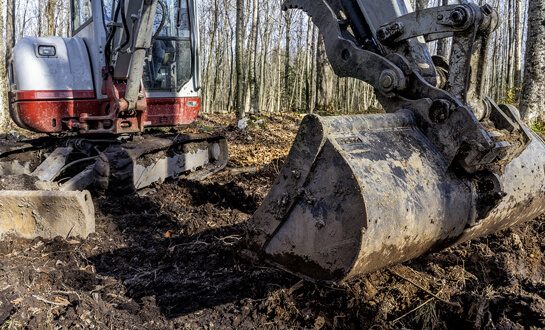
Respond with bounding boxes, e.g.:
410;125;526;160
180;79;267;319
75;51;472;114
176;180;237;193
105;0;122;67
150;1;167;50
119;0;131;51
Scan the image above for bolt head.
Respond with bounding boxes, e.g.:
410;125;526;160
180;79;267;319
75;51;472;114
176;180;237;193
381;75;394;89
450;8;467;25
377;29;386;41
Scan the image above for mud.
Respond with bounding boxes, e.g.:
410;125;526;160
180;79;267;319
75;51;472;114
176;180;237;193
0;114;545;329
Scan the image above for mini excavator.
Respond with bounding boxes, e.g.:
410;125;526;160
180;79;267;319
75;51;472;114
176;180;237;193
1;0;227;238
2;0;545;283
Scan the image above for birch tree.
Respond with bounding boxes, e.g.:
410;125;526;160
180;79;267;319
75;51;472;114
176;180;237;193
45;0;58;36
520;0;545;124
6;0;16;72
514;0;524;101
235;0;244;120
0;0;7;131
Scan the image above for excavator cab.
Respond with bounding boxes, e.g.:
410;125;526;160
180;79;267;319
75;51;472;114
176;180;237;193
247;0;545;282
9;0;201;134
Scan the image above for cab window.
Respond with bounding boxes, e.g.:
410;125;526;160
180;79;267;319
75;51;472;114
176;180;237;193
145;0;193;91
71;0;93;33
102;0;117;25
102;0;193;92
103;0;190;38
154;0;191;39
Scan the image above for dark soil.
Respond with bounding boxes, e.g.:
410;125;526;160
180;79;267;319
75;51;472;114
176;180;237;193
1;114;545;329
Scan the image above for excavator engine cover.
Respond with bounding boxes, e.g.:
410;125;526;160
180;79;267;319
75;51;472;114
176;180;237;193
248;112;545;282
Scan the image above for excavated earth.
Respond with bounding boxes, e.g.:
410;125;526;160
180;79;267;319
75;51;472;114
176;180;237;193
1;113;545;329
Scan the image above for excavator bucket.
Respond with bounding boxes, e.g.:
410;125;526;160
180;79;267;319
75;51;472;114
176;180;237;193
248;112;545;282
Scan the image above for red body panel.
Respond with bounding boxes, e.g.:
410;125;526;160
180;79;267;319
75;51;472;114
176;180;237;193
13;90;96;101
8;90;201;133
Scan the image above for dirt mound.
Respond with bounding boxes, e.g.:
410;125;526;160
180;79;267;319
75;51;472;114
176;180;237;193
1;113;545;329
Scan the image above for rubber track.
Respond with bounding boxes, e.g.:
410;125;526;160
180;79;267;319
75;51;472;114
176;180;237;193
94;148;136;195
92;134;228;195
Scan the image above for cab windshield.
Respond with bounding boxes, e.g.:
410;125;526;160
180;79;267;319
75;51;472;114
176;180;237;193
102;0;193;92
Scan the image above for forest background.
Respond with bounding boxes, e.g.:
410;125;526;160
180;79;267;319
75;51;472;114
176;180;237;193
0;0;538;131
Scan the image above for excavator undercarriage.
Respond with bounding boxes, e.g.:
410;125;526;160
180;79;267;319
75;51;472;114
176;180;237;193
0;133;227;239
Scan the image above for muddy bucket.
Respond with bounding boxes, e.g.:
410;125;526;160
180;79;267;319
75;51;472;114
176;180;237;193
248;111;545;282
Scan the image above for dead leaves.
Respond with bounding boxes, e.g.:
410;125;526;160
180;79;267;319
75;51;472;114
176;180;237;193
180;113;299;168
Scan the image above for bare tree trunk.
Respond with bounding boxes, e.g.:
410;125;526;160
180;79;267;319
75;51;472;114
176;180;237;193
0;0;16;132
6;0;16;72
18;0;29;40
520;0;545;124
309;23;317;113
45;0;58;36
0;0;8;131
251;0;259;113
235;0;245;120
284;11;292;112
507;0;515;90
304;19;312;113
514;0;523;101
245;0;259;114
37;0;44;37
315;34;333;111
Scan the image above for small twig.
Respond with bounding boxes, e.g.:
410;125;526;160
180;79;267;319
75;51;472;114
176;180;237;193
65;224;76;240
33;295;70;306
288;280;304;294
389;269;460;308
226;166;259;175
168;240;210;252
215;235;241;246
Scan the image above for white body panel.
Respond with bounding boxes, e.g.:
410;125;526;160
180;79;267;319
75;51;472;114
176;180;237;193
10;0;200;101
12;37;94;92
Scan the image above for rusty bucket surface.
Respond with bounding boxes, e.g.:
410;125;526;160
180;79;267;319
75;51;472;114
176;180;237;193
248;111;545;282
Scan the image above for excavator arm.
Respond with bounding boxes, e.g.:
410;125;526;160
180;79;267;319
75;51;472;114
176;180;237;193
73;0;161;133
247;0;545;282
106;0;159;113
